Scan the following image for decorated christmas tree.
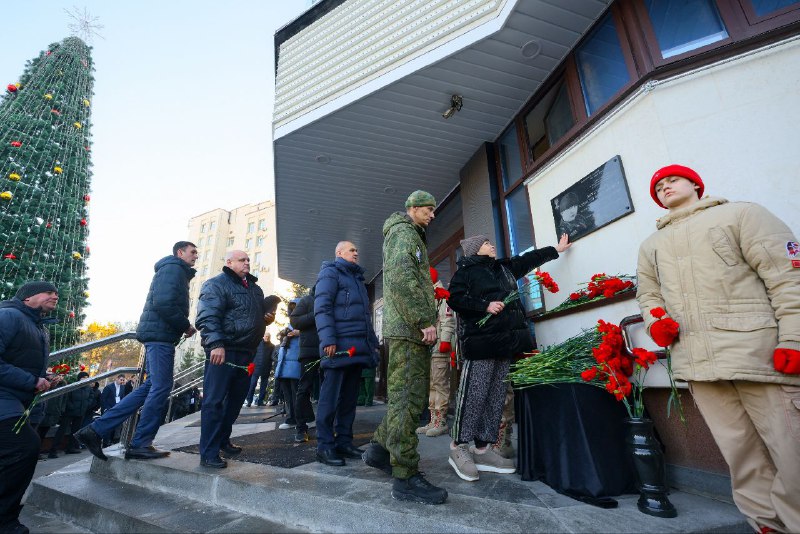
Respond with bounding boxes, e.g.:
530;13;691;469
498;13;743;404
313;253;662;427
0;36;95;350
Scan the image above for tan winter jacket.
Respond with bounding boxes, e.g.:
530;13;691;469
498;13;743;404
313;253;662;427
432;280;456;359
637;197;800;385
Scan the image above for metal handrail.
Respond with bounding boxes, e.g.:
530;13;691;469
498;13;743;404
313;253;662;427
49;331;138;362
37;367;141;402
619;314;667;359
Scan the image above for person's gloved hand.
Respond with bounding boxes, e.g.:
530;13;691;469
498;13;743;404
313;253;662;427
650;318;679;347
439;342;452;354
774;348;800;374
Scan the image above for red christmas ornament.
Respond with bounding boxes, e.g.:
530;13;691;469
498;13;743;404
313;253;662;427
84;146;90;151
45;51;52;56
83;194;91;201
10;141;21;148
46;222;52;228
6;84;17;92
50;108;61;116
68;311;76;318
80;218;87;226
85;245;90;253
3;253;16;260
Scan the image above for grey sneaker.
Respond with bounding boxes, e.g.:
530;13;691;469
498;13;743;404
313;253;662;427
471;445;515;473
448;444;479;481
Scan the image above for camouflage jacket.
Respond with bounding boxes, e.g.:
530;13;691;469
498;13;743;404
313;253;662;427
382;212;436;344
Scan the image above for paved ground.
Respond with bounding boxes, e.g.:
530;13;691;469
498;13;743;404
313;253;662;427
20;401;750;533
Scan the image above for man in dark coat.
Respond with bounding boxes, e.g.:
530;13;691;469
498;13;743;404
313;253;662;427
289;287;321;443
77;241;198;461
314;241;380;466
0;281;58;533
48;371;92;458
196;250;268;468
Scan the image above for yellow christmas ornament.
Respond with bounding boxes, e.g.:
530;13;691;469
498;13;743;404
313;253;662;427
73;122;82;129
8;173;20;181
54;166;63;174
83;290;90;297
83;99;90;107
44;93;53;100
14;83;20;89
72;252;82;260
1;191;12;200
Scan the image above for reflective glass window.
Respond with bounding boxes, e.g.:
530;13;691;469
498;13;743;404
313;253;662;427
576;13;631;115
645;0;728;58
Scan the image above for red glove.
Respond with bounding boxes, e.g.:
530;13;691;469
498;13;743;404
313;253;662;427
434;287;450;300
774;348;800;374
439;342;452;354
650;318;679;347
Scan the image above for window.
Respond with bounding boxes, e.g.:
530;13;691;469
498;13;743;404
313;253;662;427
497;125;524;190
523;80;575;164
245;238;252;250
258;218;266;231
226;237;234;246
750;0;800;17
207;235;213;244
256;235;265;247
254;252;262;266
575;13;631;116
247;221;255;233
209;221;216;231
504;186;534;256
197;237;203;247
644;0;728;59
200;223;206;233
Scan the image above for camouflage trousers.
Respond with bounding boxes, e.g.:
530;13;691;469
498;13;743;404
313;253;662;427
372;338;431;480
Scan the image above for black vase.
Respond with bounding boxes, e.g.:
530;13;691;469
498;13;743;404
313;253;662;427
624;418;677;518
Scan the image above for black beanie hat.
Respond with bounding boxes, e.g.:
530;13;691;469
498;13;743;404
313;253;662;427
15;281;58;301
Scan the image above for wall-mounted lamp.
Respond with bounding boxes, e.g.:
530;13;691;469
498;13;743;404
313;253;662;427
442;94;463;119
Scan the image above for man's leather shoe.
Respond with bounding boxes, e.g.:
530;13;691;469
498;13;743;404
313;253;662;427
75;426;107;461
316;448;345;466
335;444;365;459
221;443;242;456
125;447;170;460
200;456;227;468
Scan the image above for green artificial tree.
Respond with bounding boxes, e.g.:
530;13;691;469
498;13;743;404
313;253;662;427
0;36;94;350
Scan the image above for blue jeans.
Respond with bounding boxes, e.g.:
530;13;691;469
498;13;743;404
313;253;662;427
91;342;175;449
315;365;361;452
199;349;253;460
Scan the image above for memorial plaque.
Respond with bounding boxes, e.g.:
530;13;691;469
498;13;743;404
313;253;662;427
551;155;634;241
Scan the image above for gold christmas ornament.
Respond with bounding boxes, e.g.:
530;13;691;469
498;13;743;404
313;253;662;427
54;166;63;174
83;290;90;297
8;173;20;181
83;99;90;107
44;93;53;100
72;251;82;260
1;191;12;200
73;122;82;129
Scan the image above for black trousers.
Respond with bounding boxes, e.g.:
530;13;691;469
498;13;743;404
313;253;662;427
0;417;40;525
50;415;82;452
295;361;318;432
280;379;298;425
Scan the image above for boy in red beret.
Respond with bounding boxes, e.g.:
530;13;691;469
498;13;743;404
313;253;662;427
637;164;800;534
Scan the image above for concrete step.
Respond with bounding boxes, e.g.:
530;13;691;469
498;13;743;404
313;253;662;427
27;457;302;533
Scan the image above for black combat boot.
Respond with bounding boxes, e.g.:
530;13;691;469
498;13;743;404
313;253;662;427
391;473;448;505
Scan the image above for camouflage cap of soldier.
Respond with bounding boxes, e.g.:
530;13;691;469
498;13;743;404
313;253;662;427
405;190;436;209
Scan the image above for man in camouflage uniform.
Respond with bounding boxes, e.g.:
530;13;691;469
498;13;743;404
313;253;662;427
416;269;456;437
362;190;448;505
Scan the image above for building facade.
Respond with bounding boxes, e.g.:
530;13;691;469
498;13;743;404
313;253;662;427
272;0;800;498
184;201;280;357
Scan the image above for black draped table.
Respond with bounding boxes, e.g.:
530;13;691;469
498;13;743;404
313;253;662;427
517;383;637;505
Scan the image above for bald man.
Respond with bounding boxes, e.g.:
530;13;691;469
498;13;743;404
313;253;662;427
196;250;266;468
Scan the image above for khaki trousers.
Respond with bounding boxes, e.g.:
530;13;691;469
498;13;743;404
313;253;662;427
690;380;800;533
427;354;451;412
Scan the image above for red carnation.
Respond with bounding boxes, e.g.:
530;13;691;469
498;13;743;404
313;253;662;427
651;317;680;347
581;367;598;381
434;287;450;300
247;363;256;376
450;351;456;369
347;346;356;357
650;307;667;320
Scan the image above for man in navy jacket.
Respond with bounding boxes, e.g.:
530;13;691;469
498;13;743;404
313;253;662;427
77;242;198;461
314;241;379;466
0;281;58;533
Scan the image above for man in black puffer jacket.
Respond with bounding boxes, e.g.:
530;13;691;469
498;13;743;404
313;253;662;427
289;286;321;443
0;281;58;533
196;250;266;468
77;242;198;462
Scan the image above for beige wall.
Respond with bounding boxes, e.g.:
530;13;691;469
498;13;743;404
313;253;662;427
524;37;800;382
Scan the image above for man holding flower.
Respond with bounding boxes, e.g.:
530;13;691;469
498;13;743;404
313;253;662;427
0;281;58;534
637;164;800;534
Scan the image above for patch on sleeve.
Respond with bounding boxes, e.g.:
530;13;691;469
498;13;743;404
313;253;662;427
792;260;800;269
416;247;422;263
787;241;800;258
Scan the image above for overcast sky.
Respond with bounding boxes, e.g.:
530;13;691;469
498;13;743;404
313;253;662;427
2;0;308;323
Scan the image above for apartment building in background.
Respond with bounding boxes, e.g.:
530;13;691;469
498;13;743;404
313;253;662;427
183;200;285;357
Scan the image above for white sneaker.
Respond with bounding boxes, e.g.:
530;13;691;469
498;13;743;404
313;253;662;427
470;445;515;473
278;423;291;430
448;444;479;481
